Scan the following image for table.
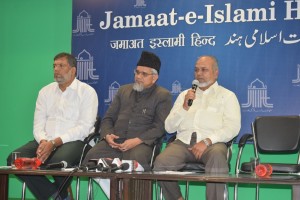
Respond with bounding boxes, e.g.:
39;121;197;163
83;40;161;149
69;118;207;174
1;168;300;200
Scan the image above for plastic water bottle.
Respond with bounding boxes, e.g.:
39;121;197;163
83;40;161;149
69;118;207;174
14;157;42;169
255;164;273;177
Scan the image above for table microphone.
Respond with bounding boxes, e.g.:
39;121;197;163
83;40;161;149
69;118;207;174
79;161;98;171
110;163;130;172
46;161;67;169
97;163;111;172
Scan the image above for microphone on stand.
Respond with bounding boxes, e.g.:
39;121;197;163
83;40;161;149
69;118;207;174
110;163;130;172
121;160;145;172
95;158;113;172
79;162;110;172
45;161;67;169
188;80;200;107
79;161;98;172
97;163;111;172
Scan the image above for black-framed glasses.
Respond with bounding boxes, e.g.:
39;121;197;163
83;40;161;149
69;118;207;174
133;69;154;78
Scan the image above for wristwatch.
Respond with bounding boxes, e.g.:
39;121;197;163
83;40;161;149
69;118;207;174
50;140;57;151
203;138;211;147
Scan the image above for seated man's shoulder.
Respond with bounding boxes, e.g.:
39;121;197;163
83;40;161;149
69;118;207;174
120;84;132;90
77;80;97;92
155;86;171;96
214;86;239;104
39;82;57;93
116;84;132;94
217;85;237;96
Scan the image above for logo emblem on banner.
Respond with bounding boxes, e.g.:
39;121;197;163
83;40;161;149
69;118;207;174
76;50;99;84
171;80;182;95
104;81;120;105
134;0;146;8
242;78;273;112
292;64;300;86
73;10;95;36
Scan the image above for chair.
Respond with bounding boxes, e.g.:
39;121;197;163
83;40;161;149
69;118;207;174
156;135;236;200
234;116;300;200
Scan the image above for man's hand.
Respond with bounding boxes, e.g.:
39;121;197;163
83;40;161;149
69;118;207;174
36;141;54;163
105;134;122;149
118;138;142;152
183;89;196;110
188;141;207;160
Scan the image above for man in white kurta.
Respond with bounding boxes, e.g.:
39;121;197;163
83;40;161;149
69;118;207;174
154;55;241;200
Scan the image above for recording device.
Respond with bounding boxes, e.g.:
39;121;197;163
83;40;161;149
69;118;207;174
114;138;126;144
187;80;200;106
45;161;67;169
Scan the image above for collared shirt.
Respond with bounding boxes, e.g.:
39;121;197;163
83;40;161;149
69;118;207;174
165;81;241;145
33;79;98;143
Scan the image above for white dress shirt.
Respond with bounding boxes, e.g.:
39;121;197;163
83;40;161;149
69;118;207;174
33;79;98;143
165;82;241;145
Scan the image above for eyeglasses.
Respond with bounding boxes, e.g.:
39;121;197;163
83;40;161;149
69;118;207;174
133;69;154;78
53;63;68;69
194;67;210;73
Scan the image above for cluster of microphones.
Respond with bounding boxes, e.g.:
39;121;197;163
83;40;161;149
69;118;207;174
44;158;143;172
78;159;130;172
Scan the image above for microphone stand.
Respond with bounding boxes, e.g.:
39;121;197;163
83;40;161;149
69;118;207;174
54;168;78;200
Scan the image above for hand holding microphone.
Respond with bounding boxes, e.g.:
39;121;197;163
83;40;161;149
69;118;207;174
186;80;200;107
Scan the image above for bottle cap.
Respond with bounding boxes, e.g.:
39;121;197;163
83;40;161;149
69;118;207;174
255;164;273;177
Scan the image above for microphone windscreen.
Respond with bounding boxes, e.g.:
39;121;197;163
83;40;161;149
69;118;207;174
120;163;130;170
192;79;200;86
61;161;67;168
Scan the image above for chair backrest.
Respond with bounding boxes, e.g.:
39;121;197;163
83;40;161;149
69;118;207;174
253;116;300;154
79;116;102;166
94;116;101;134
83;116;102;144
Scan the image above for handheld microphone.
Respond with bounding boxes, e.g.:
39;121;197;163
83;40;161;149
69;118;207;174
187;80;200;106
110;163;130;172
46;161;67;169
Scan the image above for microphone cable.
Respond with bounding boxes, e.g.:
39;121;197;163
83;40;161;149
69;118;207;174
54;167;79;200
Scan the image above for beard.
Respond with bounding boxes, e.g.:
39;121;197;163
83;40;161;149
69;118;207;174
198;80;212;88
54;70;72;84
133;82;144;92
